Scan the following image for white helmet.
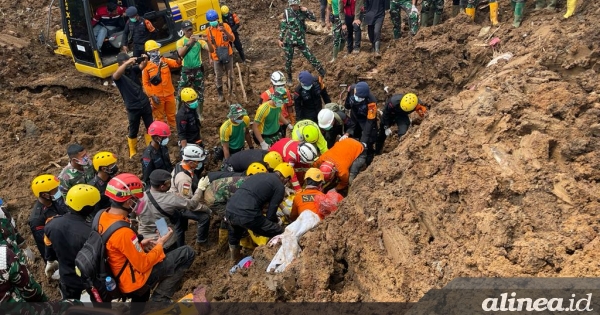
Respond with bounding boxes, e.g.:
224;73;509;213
182;144;207;161
318;108;335;129
298;143;319;164
270;71;286;86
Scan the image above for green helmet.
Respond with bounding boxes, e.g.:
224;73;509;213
288;0;300;5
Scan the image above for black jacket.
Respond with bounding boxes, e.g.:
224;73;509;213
122;17;155;48
294;80;331;123
176;106;201;143
141;144;173;186
28;200;68;231
344;84;378;143
90;175;111;213
226;149;268;172
225;173;285;223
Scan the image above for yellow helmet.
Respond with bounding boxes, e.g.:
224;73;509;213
263;151;283;170
274;163;294;179
65;184;101;211
144;40;161;52
400;93;418;112
301;124;320;144
246;162;267;176
304;168;324;182
180;88;198;102
93;151;117;171
31;174;60;197
221;5;230;15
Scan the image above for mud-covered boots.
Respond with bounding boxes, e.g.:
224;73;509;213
546;0;557;9
127;137;138;159
217;86;224;102
317;67;326;77
465;7;476;21
330;45;340;63
229;245;242;263
286;74;294;87
218;228;228;252
421;12;430;27
432;13;442;25
563;0;577;19
512;2;524;27
489;2;499;26
374;41;381;57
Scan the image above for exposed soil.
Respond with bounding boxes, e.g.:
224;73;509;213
1;0;599;304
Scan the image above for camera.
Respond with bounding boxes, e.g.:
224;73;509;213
135;56;147;64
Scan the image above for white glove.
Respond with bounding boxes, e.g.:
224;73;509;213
22;247;34;264
339;134;349;141
51;269;60;280
45;260;59;277
197;176;210;191
287;124;294;130
284;187;295;197
411;5;419;15
260;141;269;150
385;128;392;136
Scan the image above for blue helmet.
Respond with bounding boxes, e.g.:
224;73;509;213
206;9;218;21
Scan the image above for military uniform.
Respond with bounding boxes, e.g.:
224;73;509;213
389;0;419;38
176;36;209;114
58;163;95;195
422;0;445;26
1;208;26;260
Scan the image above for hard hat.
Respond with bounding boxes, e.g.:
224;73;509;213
304;168;324;183
180;88;198;102
288;0;301;5
318;108;335;129
182;144;206;162
181;20;193;30
301;124;320;144
221;5;230;15
319;161;336;181
144;40;161;52
400;93;418;112
148;121;171;137
105;173;144;202
65;184;101;211
31;174;60;197
274;162;294;179
270;71;286;86
263;151;283;169
206;9;218;21
298;143;318;164
246;162;267;176
92;151;117;172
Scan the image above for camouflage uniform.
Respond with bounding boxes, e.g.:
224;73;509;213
422;0;445;17
0;208;26;258
209;176;247;207
389;0;419;38
58;163;95;195
279;7;326;79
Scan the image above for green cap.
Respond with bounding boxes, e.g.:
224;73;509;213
227;104;247;118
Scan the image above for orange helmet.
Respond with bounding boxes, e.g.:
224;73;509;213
319;161;336;181
105;173;144;202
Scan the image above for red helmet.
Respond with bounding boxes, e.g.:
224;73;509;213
319;161;336;181
105;173;144;202
148;121;171;137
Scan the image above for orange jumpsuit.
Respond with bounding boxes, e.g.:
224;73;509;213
290;187;325;221
142;57;181;128
313;138;363;190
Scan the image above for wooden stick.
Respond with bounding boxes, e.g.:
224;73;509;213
236;62;247;103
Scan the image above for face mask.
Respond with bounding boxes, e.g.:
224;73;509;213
274;99;284;108
105;164;119;175
188;100;199;109
76;155;91;166
354;95;365;102
160;137;169;146
129;18;137;23
51;190;62;201
302;85;312;90
323;125;333;131
209;21;219;27
196;162;203;170
233;118;243;124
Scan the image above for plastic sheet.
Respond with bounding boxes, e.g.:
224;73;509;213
315;190;343;217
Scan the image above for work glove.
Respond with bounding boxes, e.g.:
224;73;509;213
51;269;60;280
361;142;367;148
287;124;294;130
415;104;428;118
45;260;59;278
260;141;269;150
151;95;160;105
197;176;210;191
22;247;34;264
339;134;349;141
411;5;419;15
385;128;392;137
284;186;295;197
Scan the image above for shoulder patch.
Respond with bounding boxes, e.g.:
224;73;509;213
367;103;377;119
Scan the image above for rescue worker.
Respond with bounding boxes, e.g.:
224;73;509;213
113;52;154;159
0;243;48;303
58;143;96;194
102;173;195;311
222;150;283;173
91;2;126;53
421;0;445;27
290;168;326;221
44;184;99;300
294;70;331;123
90;151;119;212
142;40;180;129
292;119;329;154
358;0;386;55
142;120;173;187
220;5;246;62
318;105;355;148
326;0;344;62
0;199;27;261
253;87;293;149
168;145;211;248
205;9;235;102
29;175;68;261
269;138;320;190
139;170;210;252
375;92;428;154
176;20;212;117
121;6;157;57
218;104;253;161
225;163;293;261
259;71;296;137
389;0;419;39
344;81;378;165
511;0;525;27
465;0;499;26
279;0;326;82
340;0;361;54
314;138;365;190
563;0;577;19
176;88;203;150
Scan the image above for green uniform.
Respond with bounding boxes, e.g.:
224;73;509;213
58;163;95;195
422;0;445;15
279;7;325;79
255;102;284;145
176;37;209;114
209;176;247;205
329;0;344;48
0;208;25;258
220;116;250;150
389;0;419;38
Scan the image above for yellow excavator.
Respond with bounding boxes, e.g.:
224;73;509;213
42;0;221;78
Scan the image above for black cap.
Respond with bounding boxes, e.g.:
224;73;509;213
181;20;193;30
117;52;130;64
149;169;172;186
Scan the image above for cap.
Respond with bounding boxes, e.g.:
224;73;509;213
355;81;370;98
181;20;193;30
272;87;287;102
298;70;314;86
227;104;248;119
125;6;138;17
149;169;172;186
117;52;130;63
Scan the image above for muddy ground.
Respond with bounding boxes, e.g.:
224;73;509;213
0;0;599;304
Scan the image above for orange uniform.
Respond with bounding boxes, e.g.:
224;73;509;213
291;188;325;221
142;58;181;128
206;23;235;61
99;211;165;294
313;138;363;190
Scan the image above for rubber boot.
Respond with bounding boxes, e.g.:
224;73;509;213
144;134;152;146
489;2;499;26
433;13;442;25
546;0;557;9
421;12;430;27
286;74;294;87
535;0;545;10
217;228;228;251
452;5;460;17
563;0;576;18
239;235;256;250
513;2;524;27
330;45;339;63
127;137;138;159
374;41;381;57
217;86;224;102
465;7;476;21
229;245;242;263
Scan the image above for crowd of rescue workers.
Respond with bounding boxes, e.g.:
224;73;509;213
0;0;582;313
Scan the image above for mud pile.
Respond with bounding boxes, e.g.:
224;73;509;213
0;0;599;302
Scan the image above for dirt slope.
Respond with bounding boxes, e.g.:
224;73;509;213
0;0;599;303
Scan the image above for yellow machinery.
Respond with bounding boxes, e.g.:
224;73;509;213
46;0;221;78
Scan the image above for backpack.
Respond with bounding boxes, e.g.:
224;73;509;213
75;209;132;303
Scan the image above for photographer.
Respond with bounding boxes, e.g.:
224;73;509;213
113;52;154;159
205;9;235;102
